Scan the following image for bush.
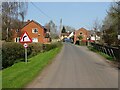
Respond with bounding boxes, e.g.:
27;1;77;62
2;42;25;68
28;43;43;57
2;42;43;68
44;44;57;51
44;42;62;51
2;42;62;68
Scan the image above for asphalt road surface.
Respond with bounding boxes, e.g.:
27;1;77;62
26;43;118;88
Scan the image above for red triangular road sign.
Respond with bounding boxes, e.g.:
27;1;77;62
20;31;32;43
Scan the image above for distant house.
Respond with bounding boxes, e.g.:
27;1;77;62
89;30;101;42
12;20;51;44
75;28;89;42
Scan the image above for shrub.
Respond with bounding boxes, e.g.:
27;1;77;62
2;42;43;68
2;42;62;68
44;44;57;51
44;42;62;51
2;42;25;68
28;43;43;57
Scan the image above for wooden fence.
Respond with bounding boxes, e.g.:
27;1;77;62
90;43;120;62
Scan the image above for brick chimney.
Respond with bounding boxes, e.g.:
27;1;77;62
26;20;31;23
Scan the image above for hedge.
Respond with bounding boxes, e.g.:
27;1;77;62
28;43;43;57
2;42;42;68
44;42;62;51
2;42;62;69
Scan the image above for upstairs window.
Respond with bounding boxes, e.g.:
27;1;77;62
80;32;82;35
32;28;38;33
15;37;20;42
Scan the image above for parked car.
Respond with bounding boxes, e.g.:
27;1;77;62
63;38;72;43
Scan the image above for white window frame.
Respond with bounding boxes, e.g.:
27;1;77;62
32;38;38;42
15;37;20;42
32;28;38;33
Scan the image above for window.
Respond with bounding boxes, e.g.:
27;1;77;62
80;32;82;35
32;38;38;42
15;37;20;42
32;28;38;33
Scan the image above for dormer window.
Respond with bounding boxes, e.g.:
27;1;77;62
32;28;38;33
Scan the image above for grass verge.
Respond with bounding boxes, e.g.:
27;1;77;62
2;46;62;89
0;72;2;90
88;46;114;61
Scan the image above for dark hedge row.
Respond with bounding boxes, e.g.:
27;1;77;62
2;42;62;68
2;42;25;68
44;42;62;51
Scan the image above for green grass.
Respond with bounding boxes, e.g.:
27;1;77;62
98;52;113;61
0;71;2;90
2;46;62;89
88;46;114;61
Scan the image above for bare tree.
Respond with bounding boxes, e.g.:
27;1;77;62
102;1;120;46
2;2;28;41
92;18;101;43
45;20;58;39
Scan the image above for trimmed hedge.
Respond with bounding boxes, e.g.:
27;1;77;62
2;42;25;68
2;42;42;68
44;42;62;51
2;42;62;68
28;43;43;57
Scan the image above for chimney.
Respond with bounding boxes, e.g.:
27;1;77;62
26;20;30;23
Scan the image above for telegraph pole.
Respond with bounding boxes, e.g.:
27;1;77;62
60;18;62;39
118;1;120;42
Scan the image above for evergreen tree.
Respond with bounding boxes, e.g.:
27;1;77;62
61;26;66;33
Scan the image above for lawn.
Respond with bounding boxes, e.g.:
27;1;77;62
2;46;62;89
0;72;2;90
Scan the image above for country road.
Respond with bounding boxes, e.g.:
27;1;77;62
26;43;118;88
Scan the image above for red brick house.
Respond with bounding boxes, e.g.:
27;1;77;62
12;20;51;44
74;28;90;44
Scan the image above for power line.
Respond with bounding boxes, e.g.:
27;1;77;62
30;2;59;31
31;2;51;19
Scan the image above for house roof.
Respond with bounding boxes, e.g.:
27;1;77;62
21;20;46;30
77;27;88;32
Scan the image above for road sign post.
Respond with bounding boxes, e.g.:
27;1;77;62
20;32;32;63
25;47;27;63
118;35;120;40
23;43;28;63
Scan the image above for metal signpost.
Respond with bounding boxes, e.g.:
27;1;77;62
23;43;28;63
20;32;32;63
118;35;120;40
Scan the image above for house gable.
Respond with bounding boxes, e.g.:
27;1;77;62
21;20;45;43
76;27;89;41
12;20;51;43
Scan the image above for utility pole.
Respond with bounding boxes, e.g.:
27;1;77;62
94;27;97;43
59;18;62;39
60;18;62;32
118;1;120;42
